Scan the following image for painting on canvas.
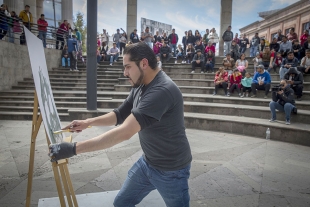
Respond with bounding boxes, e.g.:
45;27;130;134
24;27;63;144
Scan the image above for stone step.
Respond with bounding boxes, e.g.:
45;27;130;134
0;101;308;123
11;85;115;91
0;111;70;121
48;74;122;79
18;81;117;87
23;78;119;84
114;85;310;100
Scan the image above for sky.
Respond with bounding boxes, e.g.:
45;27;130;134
73;0;300;39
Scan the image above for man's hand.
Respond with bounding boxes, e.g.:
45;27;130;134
196;60;200;64
49;142;77;162
277;90;284;95
62;120;90;132
269;64;273;69
259;81;264;86
163;54;166;57
306;67;310;73
215;81;220;85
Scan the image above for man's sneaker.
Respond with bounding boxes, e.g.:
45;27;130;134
238;93;242;97
109;63;113;66
264;95;268;99
74;69;79;72
201;71;204;73
226;93;230;97
175;60;177;64
246;92;249;97
297;96;302;101
251;95;256;98
285;120;291;125
213;93;217;96
114;60;117;62
240;93;245;98
191;71;195;73
269;118;276;122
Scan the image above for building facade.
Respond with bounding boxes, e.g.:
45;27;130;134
239;0;310;44
1;0;73;27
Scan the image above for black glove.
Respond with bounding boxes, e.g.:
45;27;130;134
49;142;77;162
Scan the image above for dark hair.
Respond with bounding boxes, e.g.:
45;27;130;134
287;51;294;55
226;53;231;56
25;5;30;8
123;42;157;70
245;72;251;76
146;27;149;29
290;28;295;32
277;52;282;55
64;20;67;22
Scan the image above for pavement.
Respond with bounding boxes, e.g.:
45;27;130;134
0;120;310;207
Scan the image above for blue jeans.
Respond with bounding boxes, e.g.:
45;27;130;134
224;41;232;56
205;62;214;72
116;41;120;49
239;47;246;54
110;54;119;63
113;156;191;207
62;57;70;66
250;46;258;57
7;27;14;43
170;44;177;57
269;101;294;121
39;31;47;48
279;67;289;80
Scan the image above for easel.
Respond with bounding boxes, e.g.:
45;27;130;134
25;91;78;207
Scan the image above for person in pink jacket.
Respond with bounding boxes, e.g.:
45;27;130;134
204;41;215;54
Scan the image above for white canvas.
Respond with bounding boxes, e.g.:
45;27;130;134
24;26;63;144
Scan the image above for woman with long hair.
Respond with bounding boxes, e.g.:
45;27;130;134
186;44;195;63
194;30;201;45
186;30;195;46
235;53;248;77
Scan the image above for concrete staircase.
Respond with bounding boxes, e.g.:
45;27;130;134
0;56;310;146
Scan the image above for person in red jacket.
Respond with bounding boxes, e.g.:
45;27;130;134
204;41;215;54
213;67;229;96
228;69;242;97
37;14;48;48
56;20;68;50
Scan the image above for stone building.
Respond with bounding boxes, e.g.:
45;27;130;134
239;0;310;43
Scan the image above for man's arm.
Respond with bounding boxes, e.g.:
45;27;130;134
76;114;140;154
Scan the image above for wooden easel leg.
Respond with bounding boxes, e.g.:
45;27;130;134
52;162;67;207
63;163;78;206
25;92;42;207
59;164;73;207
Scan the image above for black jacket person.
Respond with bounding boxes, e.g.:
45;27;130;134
284;67;304;100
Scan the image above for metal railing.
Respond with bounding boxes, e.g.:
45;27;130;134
0;13;69;49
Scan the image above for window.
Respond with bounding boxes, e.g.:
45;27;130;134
43;0;62;28
271;33;277;40
303;22;310;32
284;28;290;36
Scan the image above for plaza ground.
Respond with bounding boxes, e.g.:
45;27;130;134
0;120;310;207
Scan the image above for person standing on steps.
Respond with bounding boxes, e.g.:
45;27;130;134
222;26;233;56
48;42;192;207
67;35;78;72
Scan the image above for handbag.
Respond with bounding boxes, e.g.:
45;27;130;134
13;21;22;33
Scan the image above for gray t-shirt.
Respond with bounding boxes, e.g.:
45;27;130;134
142;32;153;43
115;71;192;171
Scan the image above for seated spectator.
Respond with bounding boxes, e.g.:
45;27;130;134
303;35;310;51
279;51;299;80
230;40;239;61
61;45;70;68
258;39;265;52
205;50;215;73
300;30;309;58
292;39;302;61
260;45;275;72
273;52;283;74
153;41;161;56
286;28;298;42
107;42;120;66
194;40;205;55
269;79;295;125
298;49;310;75
279;36;292;58
251;65;271;99
239;34;249;54
205;41;215;54
235;53;248;76
270;37;280;52
213;67;228;96
241;72;253;97
284;67;303;101
99;42;107;61
274;29;285;43
222;53;235;75
253;52;262;73
156;56;162;70
182;31;187;52
202;29;209;46
176;44;184;63
185;44;195;64
228;69;242;97
191;49;205;73
130;29;139;43
160;42;172;63
154;31;161;43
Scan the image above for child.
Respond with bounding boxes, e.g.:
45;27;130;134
273;52;282;74
228;68;242;97
292;39;301;61
241;72;253;97
252;52;262;73
157;56;162;70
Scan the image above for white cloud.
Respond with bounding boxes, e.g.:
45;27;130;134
269;0;299;10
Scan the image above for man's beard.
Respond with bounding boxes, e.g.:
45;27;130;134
128;66;144;88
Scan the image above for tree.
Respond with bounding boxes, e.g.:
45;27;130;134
73;12;87;54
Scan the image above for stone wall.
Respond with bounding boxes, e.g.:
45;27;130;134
0;41;62;91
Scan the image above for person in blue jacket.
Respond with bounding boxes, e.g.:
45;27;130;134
251;65;271;98
67;35;78;71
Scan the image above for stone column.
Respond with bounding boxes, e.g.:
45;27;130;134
219;0;232;56
36;0;44;20
4;0;23;15
24;0;37;22
126;0;137;36
62;0;73;25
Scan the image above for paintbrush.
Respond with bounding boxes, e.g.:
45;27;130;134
53;126;92;134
